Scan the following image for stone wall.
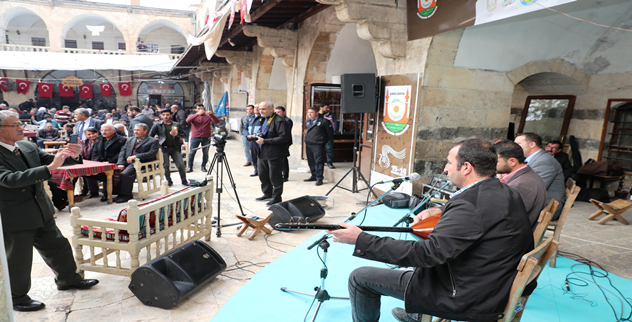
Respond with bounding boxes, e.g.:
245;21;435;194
413;29;515;181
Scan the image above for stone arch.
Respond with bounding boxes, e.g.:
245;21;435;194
61;14;126;52
303;15;346;84
134;20;188;54
506;59;589;91
0;7;50;47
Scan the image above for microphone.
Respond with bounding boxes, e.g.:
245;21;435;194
376;173;420;185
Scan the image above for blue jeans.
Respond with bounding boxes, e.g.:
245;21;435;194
348;266;410;322
183;128;190;142
188;137;210;168
325;137;334;164
242;136;252;162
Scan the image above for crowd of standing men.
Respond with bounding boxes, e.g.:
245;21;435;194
240;101;335;205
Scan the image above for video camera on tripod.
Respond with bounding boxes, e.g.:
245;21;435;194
211;134;227;152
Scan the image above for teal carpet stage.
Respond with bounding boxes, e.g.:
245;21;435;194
211;205;632;322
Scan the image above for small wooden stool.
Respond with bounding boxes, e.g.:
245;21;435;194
588;198;632;225
44;141;66;149
236;209;273;240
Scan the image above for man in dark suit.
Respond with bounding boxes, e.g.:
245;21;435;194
0;111;98;312
546;139;574;180
516;133;566;220
149;109;188;186
115;123;159;203
275;106;293;182
87;124;127;201
249;101;290;205
304;107;333;186
127;106;154;134
73;108;103;140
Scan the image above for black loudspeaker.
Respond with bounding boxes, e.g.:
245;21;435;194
128;240;226;309
341;73;376;113
268;195;326;230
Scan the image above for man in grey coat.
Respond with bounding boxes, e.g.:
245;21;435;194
515;133;566;220
495;139;548;230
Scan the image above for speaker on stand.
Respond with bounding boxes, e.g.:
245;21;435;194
128;240;226;309
268;195;326;229
326;73;377;197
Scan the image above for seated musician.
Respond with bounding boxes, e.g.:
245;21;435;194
85;124;127;201
115;123;159;203
327;139;533;322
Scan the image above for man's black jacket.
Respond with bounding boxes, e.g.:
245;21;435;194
258;114;290;160
91;133;127;164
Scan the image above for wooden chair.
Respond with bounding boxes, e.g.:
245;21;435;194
425;237;558;322
133;152;165;200
59;128;67;139
533;199;558;247
547;178;580;268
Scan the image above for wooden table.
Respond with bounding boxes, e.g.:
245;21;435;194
588;198;632;225
50;161;118;211
44;141;67;149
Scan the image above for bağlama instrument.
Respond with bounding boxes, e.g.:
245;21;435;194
275;214;441;239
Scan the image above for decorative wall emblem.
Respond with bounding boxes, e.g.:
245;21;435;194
381;86;411;136
417;0;437;19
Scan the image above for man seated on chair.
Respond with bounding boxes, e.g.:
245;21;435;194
149;108;188;186
545;139;574;180
115;123;159;203
515;133;566;220
36;122;60;149
494;139;547;231
327;139;533;322
86;124;127;201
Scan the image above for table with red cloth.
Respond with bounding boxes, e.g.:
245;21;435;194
23;130;36;137
50;160;119;210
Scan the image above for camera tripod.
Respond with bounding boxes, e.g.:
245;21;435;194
194;140;245;237
280;239;348;322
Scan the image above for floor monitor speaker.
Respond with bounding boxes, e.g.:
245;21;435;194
128;240;226;309
341;73;376;113
268;195;326;229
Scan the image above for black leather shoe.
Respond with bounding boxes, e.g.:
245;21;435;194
114;195;132;204
182;180;189;186
250;173;258;177
99;195;108;202
315;180;323;186
304;177;316;182
283;177;289;182
13;299;45;312
327;163;336;169
186;167;193;173
88;193;100;199
201;166;207;172
392;307;422;322
167;180;173;187
58;279;99;291
266;199;281;206
255;195;272;201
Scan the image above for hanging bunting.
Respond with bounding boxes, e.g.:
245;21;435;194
100;83;112;96
59;84;74;97
228;1;236;30
16;79;31;94
0;78;8;92
79;84;93;99
38;82;53;98
118;82;132;96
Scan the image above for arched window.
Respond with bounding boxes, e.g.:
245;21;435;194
38;70;116;110
137;79;184;109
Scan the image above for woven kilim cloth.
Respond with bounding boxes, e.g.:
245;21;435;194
50;160;119;190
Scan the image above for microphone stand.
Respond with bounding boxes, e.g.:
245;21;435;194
393;182;449;227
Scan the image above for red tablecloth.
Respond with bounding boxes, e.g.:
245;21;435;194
23;130;36;137
50;160;119;190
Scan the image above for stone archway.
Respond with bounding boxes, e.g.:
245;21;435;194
0;7;50;48
61;14;126;53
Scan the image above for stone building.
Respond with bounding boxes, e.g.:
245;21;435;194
175;0;632;193
0;0;197;110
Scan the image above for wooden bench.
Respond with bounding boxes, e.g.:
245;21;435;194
133;152;165;200
70;176;214;277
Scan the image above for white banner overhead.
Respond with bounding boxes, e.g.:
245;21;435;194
0;51;176;71
475;0;576;25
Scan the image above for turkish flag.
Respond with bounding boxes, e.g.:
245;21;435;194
38;82;53;98
79;84;93;99
16;79;31;94
118;82;132;96
0;78;8;92
100;83;112;96
59;84;74;97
